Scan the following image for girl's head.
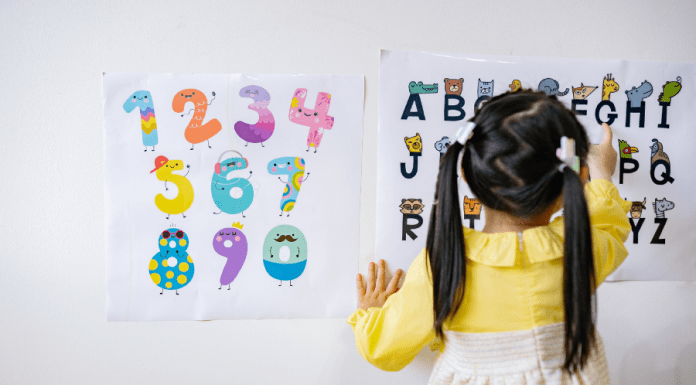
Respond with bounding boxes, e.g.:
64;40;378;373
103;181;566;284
426;89;594;373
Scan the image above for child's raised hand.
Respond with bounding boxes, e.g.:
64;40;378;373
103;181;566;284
587;123;617;181
356;259;403;311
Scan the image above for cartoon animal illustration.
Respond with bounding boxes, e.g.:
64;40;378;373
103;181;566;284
509;79;521;92
149;228;195;295
262;225;308;286
538;78;569;97
267;157;309;216
434;137;451;157
234;85;275;146
619;139;639;159
288;88;335;153
625;81;653;108
213;223;247;290
172;89;222;150
123;90;158;152
400;199;423;215
150;155;194;219
477;79;494;99
571;84;598;100
444;78;464;95
653;198;675;218
658;76;682;103
211;150;253;217
409;81;438;94
463;196;482;216
628;198;647;219
650;139;670;164
404;133;423;153
602;74;620;101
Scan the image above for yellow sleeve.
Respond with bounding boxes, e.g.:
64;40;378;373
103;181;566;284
584;179;632;286
346;250;437;371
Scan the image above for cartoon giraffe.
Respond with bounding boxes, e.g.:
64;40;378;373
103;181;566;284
602;74;620;101
123;90;158;152
172;89;222;150
288;89;334;153
267;157;310;217
150;155;194;219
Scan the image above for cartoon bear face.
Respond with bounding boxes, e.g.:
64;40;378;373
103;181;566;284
444;78;464;95
404;133;422;153
400;199;424;215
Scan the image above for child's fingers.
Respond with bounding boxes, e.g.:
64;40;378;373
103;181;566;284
386;269;403;295
600;123;613;147
356;274;365;301
376;259;386;290
367;262;376;293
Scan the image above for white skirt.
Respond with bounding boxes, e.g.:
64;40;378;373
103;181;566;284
428;322;610;385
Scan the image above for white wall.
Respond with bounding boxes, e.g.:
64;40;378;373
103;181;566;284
1;0;695;383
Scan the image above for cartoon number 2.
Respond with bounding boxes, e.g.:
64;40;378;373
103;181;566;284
172;89;222;150
288;89;334;153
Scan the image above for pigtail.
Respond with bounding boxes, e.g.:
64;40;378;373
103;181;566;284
426;141;466;339
561;167;596;372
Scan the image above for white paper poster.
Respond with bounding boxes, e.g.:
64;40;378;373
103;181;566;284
378;50;696;281
104;73;363;321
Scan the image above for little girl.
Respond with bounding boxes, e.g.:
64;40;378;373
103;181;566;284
349;90;631;384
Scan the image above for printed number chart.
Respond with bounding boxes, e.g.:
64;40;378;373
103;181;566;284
378;50;696;281
104;73;364;321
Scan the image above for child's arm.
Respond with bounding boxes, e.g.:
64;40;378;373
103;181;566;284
347;250;436;371
584;124;632;285
585;179;632;286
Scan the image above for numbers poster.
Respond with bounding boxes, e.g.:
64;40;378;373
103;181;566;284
103;73;364;321
378;50;696;281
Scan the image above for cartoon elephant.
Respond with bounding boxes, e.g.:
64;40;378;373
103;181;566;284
538;78;569;97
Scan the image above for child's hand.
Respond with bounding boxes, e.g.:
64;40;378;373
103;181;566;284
587;123;617;181
356;259;403;311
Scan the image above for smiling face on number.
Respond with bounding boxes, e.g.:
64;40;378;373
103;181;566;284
262;225;307;264
158;228;189;255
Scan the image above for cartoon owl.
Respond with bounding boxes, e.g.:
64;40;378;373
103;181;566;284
404;133;422;153
400;199;424;215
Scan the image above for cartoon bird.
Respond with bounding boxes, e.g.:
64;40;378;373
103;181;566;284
123;90;158;152
618;139;639;159
509;79;521;92
650;139;670;164
233;85;275;146
151;156;194;219
263;225;308;286
212;223;247;290
149;228;195;295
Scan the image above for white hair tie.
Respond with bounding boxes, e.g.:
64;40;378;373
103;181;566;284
455;122;476;145
556;136;580;173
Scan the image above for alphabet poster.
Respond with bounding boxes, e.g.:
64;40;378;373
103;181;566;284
103;73;364;320
378;50;696;281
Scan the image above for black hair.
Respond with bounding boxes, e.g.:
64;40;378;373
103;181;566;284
425;89;595;373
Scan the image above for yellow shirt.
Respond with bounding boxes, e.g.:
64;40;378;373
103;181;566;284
348;179;632;372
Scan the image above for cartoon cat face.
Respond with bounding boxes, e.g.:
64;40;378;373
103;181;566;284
404;133;422;153
572;84;598;100
463;196;482;216
400;199;424;215
478;79;494;98
445;78;464;95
